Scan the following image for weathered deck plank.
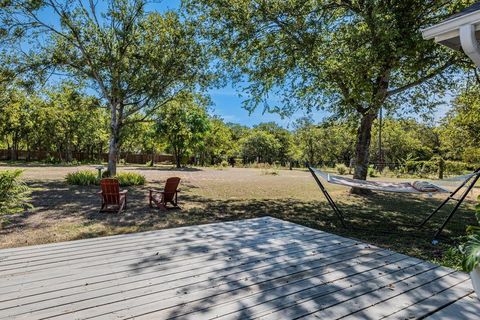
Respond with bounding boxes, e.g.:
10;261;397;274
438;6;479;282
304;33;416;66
0;216;476;320
426;293;480;320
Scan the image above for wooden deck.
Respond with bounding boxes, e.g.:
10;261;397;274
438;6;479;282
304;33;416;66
0;217;478;319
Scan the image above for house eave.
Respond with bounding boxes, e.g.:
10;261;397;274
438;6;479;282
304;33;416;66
421;10;480;51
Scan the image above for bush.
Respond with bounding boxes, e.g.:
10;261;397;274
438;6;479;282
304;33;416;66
402;160;477;176
46;156;61;164
0;170;32;215
66;171;145;186
368;166;377;177
115;172;146;186
220;160;229;167
335;164;348;175
460;195;480;273
66;170;98;186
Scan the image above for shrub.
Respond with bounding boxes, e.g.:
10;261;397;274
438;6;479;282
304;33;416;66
368;166;377;177
0;170;32;215
115;172;146;186
335;164;348;175
46;156;61;164
220;160;229;167
66;170;145;186
66;170;98;186
402;160;477;176
460;195;480;273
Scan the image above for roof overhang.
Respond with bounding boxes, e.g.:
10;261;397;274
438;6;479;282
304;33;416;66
422;10;480;66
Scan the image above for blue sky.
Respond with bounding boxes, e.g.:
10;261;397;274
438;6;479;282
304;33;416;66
207;85;329;128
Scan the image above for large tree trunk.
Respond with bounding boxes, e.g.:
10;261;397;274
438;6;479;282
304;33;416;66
108;104;120;176
351;111;377;194
150;149;155;167
12;136;19;161
108;134;120;176
175;150;181;168
65;140;72;163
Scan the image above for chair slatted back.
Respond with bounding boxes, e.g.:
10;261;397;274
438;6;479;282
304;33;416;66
100;179;121;205
163;177;180;202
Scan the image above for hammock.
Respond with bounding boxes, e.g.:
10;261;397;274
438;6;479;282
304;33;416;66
308;166;480;240
310;168;464;194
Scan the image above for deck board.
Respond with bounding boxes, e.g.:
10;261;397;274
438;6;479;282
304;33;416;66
0;216;477;319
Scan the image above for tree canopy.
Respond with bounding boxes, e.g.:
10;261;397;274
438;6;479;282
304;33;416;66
185;0;472;190
156;92;210;168
0;0;478;179
1;0;213;174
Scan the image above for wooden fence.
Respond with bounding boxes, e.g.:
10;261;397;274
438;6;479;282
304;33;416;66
0;149;174;164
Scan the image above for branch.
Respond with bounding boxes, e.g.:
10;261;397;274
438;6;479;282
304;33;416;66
122;90;184;127
386;57;456;97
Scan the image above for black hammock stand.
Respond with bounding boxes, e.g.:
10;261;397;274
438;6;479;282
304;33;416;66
308;166;480;240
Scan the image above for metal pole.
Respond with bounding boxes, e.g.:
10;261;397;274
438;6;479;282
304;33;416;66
308;166;347;228
378;107;384;172
433;171;480;239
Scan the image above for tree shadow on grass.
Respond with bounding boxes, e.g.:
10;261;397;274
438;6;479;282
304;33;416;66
2;181;476;261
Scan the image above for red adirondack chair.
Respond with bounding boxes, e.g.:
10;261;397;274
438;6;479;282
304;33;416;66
149;177;181;211
98;178;128;213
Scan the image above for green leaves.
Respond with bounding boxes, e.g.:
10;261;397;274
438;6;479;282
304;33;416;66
460;195;480;273
3;0;215;174
241;130;281;164
0;169;31;216
65;171;99;186
156;92;210;167
186;0;462;116
65;171;145;186
461;232;480;273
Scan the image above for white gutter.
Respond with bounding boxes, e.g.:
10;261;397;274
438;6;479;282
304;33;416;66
421;10;480;67
422;10;480;40
460;24;480;66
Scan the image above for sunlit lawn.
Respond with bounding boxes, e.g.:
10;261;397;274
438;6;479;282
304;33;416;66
0;164;478;270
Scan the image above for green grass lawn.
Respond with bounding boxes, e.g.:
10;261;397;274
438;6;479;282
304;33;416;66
0;164;477;270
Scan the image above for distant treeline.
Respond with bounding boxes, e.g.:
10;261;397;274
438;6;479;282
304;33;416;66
1;84;479;170
0;149;173;165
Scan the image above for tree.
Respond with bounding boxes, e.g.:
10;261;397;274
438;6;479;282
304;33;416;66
121;120;164;165
186;0;468;192
45;84;106;162
370;118;436;165
438;85;480;163
0;90;33;160
0;83;109;162
156;92;210;168
198;117;234;165
254;122;292;166
241;130;281;164
293;117;356;166
293;117;320;165
3;0;212;175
